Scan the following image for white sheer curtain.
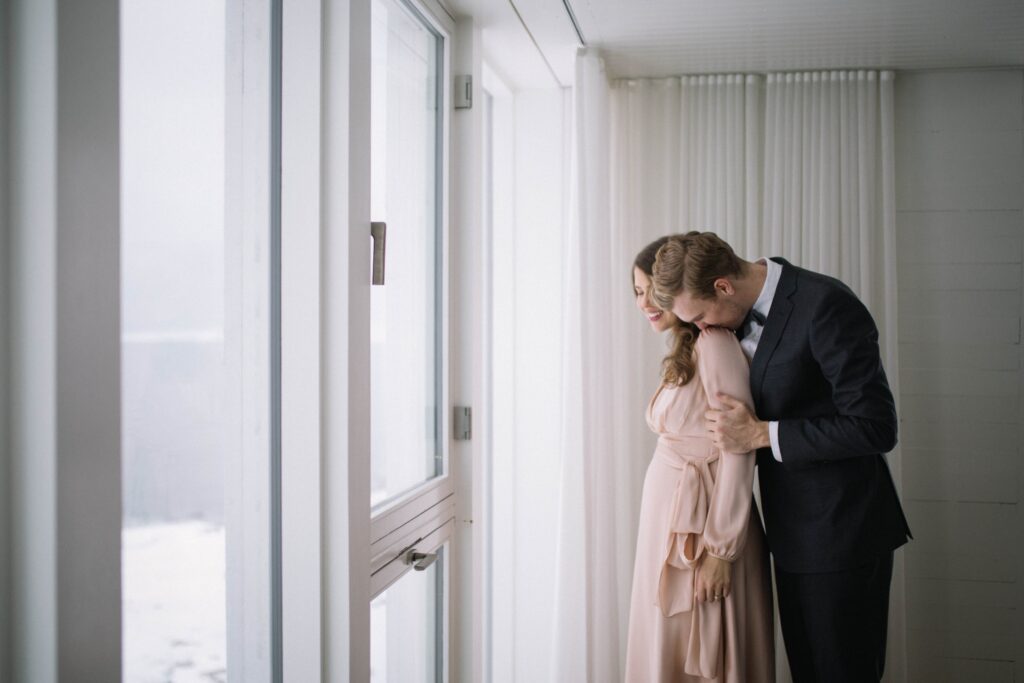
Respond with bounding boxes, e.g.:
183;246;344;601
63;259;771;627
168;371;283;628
762;71;900;388
552;49;646;683
552;49;902;682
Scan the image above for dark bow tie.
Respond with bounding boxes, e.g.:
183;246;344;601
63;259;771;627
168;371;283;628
744;308;767;328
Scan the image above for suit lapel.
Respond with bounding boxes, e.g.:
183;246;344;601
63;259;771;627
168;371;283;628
750;258;798;409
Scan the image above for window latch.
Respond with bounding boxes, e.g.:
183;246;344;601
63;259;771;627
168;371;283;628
371;221;386;285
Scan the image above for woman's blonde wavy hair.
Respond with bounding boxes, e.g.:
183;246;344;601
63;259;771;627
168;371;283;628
633;237;700;386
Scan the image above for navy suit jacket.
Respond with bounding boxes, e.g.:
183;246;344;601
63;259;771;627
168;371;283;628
752;258;911;573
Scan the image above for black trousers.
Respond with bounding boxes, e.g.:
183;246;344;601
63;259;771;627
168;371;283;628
775;552;894;683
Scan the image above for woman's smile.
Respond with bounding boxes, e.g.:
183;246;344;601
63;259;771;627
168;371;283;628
645;309;664;323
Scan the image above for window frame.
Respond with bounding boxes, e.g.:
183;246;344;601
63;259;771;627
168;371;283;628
307;0;460;679
366;0;456;549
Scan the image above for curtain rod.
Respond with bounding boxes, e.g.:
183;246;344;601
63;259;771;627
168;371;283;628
609;63;1024;81
562;0;587;47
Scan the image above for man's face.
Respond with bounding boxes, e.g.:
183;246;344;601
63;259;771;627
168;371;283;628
670;282;747;331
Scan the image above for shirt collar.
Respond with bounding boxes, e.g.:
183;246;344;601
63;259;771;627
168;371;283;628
752;257;782;320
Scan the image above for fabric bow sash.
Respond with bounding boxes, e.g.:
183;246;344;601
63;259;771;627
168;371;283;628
655;444;724;679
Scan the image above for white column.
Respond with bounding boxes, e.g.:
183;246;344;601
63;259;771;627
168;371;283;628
8;3;57;679
0;0;11;678
452;17;485;683
224;1;274;680
323;0;371;679
281;0;324;680
8;0;121;681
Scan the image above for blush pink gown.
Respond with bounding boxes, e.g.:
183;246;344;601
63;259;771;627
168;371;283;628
625;328;774;682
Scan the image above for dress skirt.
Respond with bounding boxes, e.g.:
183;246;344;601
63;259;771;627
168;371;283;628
624;451;775;682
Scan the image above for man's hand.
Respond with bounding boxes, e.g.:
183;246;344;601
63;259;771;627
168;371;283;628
705;393;770;453
695;555;732;603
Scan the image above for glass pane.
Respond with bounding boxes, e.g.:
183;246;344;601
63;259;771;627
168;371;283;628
120;1;271;680
371;548;445;682
369;0;444;508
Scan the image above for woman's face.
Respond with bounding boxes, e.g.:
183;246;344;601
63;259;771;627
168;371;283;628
633;267;679;333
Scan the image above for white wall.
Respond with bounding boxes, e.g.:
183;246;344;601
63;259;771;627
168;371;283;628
895;69;1024;682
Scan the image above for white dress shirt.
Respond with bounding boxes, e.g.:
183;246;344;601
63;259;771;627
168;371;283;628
739;258;785;462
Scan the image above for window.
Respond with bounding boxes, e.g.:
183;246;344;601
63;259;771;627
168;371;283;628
120;1;275;679
365;0;456;679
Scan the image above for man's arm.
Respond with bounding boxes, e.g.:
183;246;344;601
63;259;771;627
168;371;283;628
775;286;897;464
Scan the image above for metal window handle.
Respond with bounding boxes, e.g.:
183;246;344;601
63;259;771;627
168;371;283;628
371;221;387;285
404;548;437;571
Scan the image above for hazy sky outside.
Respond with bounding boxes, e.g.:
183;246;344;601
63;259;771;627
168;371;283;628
121;1;229;680
121;0;227;523
121;0;225;342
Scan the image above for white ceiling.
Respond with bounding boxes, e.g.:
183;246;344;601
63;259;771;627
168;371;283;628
573;0;1024;78
444;0;1024;86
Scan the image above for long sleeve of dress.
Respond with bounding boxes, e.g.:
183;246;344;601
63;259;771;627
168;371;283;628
696;328;757;562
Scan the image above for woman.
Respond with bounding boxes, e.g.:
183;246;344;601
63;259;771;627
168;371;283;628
625;237;774;682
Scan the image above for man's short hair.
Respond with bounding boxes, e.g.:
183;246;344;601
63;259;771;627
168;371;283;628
652;231;743;309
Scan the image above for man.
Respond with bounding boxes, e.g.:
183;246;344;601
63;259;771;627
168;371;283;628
651;231;911;683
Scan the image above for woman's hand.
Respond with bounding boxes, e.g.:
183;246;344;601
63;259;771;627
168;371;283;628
695;555;732;603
